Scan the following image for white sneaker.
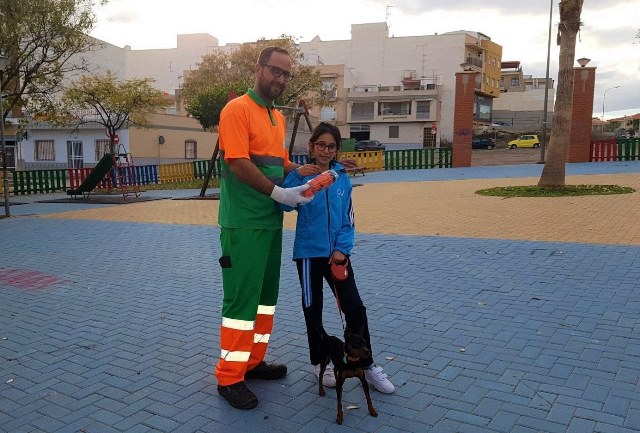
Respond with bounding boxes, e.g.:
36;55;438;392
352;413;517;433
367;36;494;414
365;364;395;393
313;364;336;388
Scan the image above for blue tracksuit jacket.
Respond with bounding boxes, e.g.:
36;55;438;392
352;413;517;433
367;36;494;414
279;161;355;260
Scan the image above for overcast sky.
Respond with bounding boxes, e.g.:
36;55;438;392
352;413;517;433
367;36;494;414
91;0;639;120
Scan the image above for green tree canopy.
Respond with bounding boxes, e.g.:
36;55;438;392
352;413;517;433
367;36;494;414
0;0;106;120
61;71;170;151
186;84;243;131
182;35;329;129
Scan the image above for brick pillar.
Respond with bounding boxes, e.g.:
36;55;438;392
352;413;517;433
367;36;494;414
567;66;596;162
452;71;476;167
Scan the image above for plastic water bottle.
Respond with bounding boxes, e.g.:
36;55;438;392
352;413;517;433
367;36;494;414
301;169;339;197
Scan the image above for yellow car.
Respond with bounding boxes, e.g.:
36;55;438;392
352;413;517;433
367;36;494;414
507;135;540;149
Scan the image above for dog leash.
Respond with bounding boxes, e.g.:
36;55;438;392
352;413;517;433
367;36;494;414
330;274;346;331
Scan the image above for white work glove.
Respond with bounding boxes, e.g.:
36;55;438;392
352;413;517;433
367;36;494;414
270;184;313;207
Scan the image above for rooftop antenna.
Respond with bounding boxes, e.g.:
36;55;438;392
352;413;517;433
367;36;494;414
386;5;393;26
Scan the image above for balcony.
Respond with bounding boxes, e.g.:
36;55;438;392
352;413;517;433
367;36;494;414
465;56;483;69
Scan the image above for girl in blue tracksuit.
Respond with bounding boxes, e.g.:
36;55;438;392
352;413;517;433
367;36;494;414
279;122;394;393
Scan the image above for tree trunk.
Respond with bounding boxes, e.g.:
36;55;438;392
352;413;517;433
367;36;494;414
538;0;583;188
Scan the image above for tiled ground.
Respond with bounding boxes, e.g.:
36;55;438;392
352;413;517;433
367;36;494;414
2;162;640;433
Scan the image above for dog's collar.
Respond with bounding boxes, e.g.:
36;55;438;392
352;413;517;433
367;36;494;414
343;352;360;364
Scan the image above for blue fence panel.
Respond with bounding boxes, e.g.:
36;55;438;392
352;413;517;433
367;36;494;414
136;165;159;185
291;154;308;165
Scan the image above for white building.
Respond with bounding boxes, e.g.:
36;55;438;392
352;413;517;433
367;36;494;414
493;61;555;133
299;23;503;147
80;23;503;148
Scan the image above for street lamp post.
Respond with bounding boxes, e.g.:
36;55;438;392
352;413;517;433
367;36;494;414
0;53;10;217
602;86;621;133
538;0;553;164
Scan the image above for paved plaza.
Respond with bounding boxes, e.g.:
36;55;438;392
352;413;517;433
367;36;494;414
2;161;640;433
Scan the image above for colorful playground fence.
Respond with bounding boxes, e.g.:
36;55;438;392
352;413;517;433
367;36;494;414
6;148;446;195
16;139;639;196
590;138;640;162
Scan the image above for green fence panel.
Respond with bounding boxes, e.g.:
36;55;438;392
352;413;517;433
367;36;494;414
383;148;452;170
193;159;222;179
12;169;67;195
618;138;640;161
193;160;207;179
341;138;355;152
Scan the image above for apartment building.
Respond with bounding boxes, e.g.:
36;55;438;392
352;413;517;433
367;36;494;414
82;23;504;148
299;23;503;147
493;60;555;133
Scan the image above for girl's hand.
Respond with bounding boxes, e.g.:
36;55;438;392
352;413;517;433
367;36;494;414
297;164;322;177
329;251;346;265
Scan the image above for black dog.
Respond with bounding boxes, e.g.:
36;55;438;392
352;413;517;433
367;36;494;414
318;326;377;424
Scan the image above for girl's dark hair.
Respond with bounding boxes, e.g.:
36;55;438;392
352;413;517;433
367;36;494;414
309;122;342;149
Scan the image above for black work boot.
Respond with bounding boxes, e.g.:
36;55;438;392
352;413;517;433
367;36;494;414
244;361;287;380
217;381;258;409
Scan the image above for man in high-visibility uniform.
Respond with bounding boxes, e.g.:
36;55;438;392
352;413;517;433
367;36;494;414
215;46;313;409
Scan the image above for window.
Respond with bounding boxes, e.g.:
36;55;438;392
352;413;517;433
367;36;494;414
185;140;197;159
423;127;436;147
322;79;337;98
378;101;411;116
389;125;399;139
320;107;336;121
511;77;520;88
95;139;110;160
35;140;55;161
67;141;83;168
351;102;374;120
473;95;493;121
350;124;370;133
416;100;431;119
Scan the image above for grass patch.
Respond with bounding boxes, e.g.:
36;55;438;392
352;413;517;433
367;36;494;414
96;178;220;192
476;184;635;198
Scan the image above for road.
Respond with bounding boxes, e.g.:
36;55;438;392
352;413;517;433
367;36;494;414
471;147;543;166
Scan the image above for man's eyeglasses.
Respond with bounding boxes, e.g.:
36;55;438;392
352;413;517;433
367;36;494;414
313;141;338;152
260;63;295;82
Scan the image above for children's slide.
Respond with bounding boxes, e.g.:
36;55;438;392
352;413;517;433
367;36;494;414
66;153;115;198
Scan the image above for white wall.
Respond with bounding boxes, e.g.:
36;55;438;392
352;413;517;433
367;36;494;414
493;88;553;111
299;25;471;143
22;127;129;169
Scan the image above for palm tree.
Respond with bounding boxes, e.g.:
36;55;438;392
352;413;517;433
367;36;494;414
538;0;583;188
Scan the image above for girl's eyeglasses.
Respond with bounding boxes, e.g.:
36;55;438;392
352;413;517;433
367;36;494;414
313;141;337;152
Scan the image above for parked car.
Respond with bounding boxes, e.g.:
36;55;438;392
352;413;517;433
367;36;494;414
615;129;630;139
354;140;385;151
508;134;540;149
472;137;496;150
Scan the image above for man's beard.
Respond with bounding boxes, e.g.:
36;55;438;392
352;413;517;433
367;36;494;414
259;79;284;102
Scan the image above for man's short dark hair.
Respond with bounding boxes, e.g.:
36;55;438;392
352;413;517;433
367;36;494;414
257;46;290;65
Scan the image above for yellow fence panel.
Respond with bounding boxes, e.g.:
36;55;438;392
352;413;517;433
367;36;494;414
339;151;384;172
158;162;194;183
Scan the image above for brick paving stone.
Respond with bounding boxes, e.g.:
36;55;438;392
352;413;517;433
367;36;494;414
2;162;640;432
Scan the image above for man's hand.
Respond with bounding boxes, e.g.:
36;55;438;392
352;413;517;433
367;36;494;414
271;184;313;207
